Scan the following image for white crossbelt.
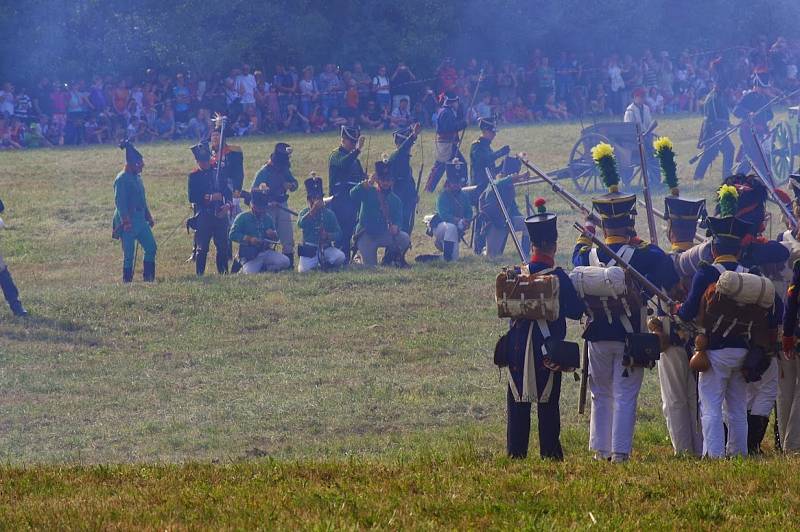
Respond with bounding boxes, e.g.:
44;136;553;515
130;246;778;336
507;319;556;404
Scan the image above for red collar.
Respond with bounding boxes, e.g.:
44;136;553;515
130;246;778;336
530;254;554;267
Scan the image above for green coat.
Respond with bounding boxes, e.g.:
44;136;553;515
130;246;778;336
229;210;277;243
436;189;473;224
251;163;298;204
350;182;403;236
113;170;150;230
328;147;365;196
469;137;503;186
297;206;342;246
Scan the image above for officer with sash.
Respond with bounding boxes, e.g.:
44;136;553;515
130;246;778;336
350;161;411;267
429;159;473;262
296;175;346;273
733;71;774;176
777;173;800;452
470;117;510;254
252;142;299;268
677;185;781;458
229;187;291;274
572;143;676;463
424;92;467;193
504;198;585;459
478;155;530;258
387;122;422;234
210;115;245;272
0;196;27;316
692;60;734;181
329;125;366;262
113;140;157;283
187;140;231;276
650;137;704;455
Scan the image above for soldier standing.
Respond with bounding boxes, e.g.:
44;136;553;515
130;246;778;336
692;63;734;181
113;140;157;283
0;196;27;316
424;92;467;193
504;199;585;459
478;155;530;259
329;125;366;261
187;141;231;276
470;117;510;254
252;143;299;268
387;122;422;234
733;71;774;177
210;116;245;272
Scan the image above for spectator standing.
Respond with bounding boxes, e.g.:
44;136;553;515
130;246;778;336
235;64;257;113
274;64;296;118
372;65;391;110
352;62;372;103
172;73;192;123
0;83;15;117
390;62;416;110
608;55;625;115
535;56;555;103
14;87;32;124
298;66;319;117
317;63;340;117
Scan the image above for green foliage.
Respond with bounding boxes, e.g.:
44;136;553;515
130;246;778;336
3;0;800;82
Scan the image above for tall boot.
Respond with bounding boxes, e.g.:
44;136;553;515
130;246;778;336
443;241;456;262
381;249;395;266
143;261;155;282
0;268;27;316
230;258;242;274
215;252;228;275
123;266;133;284
394;251;410;269
195;252;208;276
284;253;294;269
747;413;769;455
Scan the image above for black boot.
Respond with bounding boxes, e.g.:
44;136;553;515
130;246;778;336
394;251;410;269
216;252;228;274
231;258;242;274
381;249;395;266
196;252;208;276
443;241;456;262
284;253;294;269
0;268;27;316
747;413;769;455
123;267;133;284
143;261;155;282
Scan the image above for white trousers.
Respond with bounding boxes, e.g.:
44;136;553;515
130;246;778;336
297;247;347;273
747;358;778;416
658;345;703;455
241;250;291;274
433;222;460;260
778;357;800;452
588;341;644;457
698;347;748;458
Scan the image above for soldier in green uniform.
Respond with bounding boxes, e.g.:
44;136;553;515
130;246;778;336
692;60;733;181
478;155;531;258
229;187;291;274
251;142;299;267
113;140;157;283
351;161;411;267
469;117;510;254
329;125;367;262
297;175;346;272
428;160;473;262
387;122;422;234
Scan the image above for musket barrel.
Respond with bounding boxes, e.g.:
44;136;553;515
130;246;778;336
517;158;602;226
487;168;526;262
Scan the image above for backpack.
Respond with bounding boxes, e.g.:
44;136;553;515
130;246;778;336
496;267;560;321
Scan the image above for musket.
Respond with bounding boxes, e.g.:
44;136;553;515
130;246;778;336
269;202;299;217
455;68;484;153
212;114;228;193
635;124;659;247
578;340;589;415
689;87;800;165
408;132;424;236
486;168;525;262
636;199;705;243
516;156;601;225
746;155;798;230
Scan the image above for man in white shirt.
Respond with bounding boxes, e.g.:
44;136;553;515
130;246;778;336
236;64;257;112
624;87;659;179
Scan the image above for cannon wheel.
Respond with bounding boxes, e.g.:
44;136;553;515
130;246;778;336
770;121;795;186
569;132;610;192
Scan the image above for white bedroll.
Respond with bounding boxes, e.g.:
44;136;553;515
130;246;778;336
570;265;633;327
715;270;775;309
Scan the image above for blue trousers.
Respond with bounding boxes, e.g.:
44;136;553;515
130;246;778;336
121;217;157;269
507;371;563;460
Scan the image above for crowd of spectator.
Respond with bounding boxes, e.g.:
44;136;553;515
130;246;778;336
2;37;799;150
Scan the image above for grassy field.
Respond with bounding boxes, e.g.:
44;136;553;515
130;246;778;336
1;115;798;528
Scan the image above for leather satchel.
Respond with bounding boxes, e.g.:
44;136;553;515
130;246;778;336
544;338;580;370
623;332;661;369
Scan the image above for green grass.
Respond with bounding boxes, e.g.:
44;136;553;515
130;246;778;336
0;115;796;527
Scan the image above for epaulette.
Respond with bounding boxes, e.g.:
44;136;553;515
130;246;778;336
578;245;590;254
636;241;650;250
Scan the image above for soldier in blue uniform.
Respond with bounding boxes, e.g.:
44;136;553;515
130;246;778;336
429;160;473;262
387;122;422;235
572;143;677;462
676;185;782;458
693;60;734;181
328;125;367;262
252;143;299;268
187;141;232;276
478;155;530;258
424;92;467;193
470;117;510;254
733;71;774;176
504;198;585;459
113;140;157;283
0;196;27;316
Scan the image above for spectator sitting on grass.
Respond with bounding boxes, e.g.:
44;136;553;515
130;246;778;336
360;100;383;129
0;116;22;149
24;117;51;148
155;106;176;140
309;104;326;132
343;79;359;119
544;93;568;120
390;97;411;128
84;112;108;144
283;103;310;133
646;86;664;114
327;107;348;129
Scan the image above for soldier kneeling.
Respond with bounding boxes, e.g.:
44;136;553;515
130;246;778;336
297;175;347;272
229;187;291;274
